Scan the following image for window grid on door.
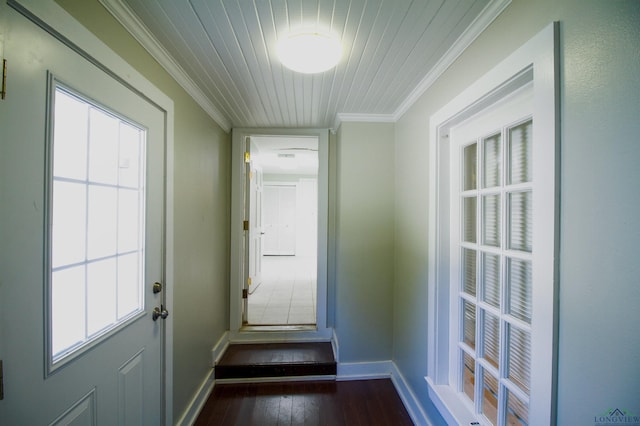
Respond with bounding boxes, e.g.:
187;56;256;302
457;118;533;425
49;85;147;364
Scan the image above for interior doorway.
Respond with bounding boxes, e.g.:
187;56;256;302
245;136;318;326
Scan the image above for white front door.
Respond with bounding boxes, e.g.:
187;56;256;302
0;5;166;424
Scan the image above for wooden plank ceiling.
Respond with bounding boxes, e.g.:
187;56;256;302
105;0;504;130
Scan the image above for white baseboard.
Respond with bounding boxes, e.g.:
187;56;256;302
336;360;393;380
390;363;434;426
335;360;434;424
176;368;215;426
211;331;229;366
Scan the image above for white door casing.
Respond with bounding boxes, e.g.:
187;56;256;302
248;139;264;291
230;128;331;341
0;1;174;423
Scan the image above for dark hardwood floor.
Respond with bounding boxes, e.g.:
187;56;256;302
194;379;414;426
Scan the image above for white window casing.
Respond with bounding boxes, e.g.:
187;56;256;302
426;23;559;425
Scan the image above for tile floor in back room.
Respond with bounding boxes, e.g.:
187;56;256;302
247;255;317;325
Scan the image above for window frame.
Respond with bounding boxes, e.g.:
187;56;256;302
45;77;149;374
426;23;559;425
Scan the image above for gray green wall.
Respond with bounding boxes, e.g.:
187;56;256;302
393;0;640;423
334;122;395;362
56;1;231;422
55;0;640;423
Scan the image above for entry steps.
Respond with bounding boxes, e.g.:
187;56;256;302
215;342;336;380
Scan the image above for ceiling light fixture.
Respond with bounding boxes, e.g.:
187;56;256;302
277;32;342;74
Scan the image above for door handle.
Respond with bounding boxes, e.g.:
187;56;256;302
152;305;169;321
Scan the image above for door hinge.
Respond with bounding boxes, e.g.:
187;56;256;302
242;289;248;299
247;277;252;286
0;360;4;400
244;151;250;163
1;59;7;100
243;220;249;231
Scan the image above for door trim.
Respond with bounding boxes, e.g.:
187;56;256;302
9;1;176;422
230;128;332;342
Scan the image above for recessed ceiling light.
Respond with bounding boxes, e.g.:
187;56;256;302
277;32;342;74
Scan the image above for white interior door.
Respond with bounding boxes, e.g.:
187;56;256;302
263;185;296;255
0;5;166;424
248;141;263;292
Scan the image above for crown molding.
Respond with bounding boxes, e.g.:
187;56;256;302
98;0;232;133
393;0;512;121
333;113;396;132
98;0;510;133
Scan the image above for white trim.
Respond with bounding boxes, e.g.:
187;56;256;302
393;0;512;121
175;369;215;426
98;0;231;133
10;1;176;423
426;377;477;426
229;128;331;342
210;331;229;366
96;0;509;131
336;361;437;425
336;361;393;380
426;22;559;425
390;363;434;426
333;113;396;132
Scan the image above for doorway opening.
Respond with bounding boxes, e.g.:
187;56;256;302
245;136;318;326
229;128;330;340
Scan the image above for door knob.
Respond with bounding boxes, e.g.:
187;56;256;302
152;305;169;321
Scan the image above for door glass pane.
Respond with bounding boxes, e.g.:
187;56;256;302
508;191;532;252
506;389;529;425
117;253;142;319
49;85;146;364
464;142;477;190
87;185;118;260
462;351;475;403
481;253;501;308
482;310;500;369
118;122;142;188
483;133;501;188
118;188;141;253
462;300;476;349
508;324;531;395
508;120;532;185
482;194;501;247
52;181;86;268
462;248;477;296
463;196;477;243
481;368;499;425
88;108;119;185
507;258;532;323
52;266;86;357
87;258;117;336
53;91;88;180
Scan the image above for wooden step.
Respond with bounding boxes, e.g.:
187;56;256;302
215;342;336;380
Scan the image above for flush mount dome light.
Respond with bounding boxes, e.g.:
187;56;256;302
277;32;342;73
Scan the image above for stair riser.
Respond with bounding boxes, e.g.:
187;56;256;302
215;363;336;380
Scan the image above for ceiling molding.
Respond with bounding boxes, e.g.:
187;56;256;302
98;0;232;133
392;0;512;121
333;113;396;132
